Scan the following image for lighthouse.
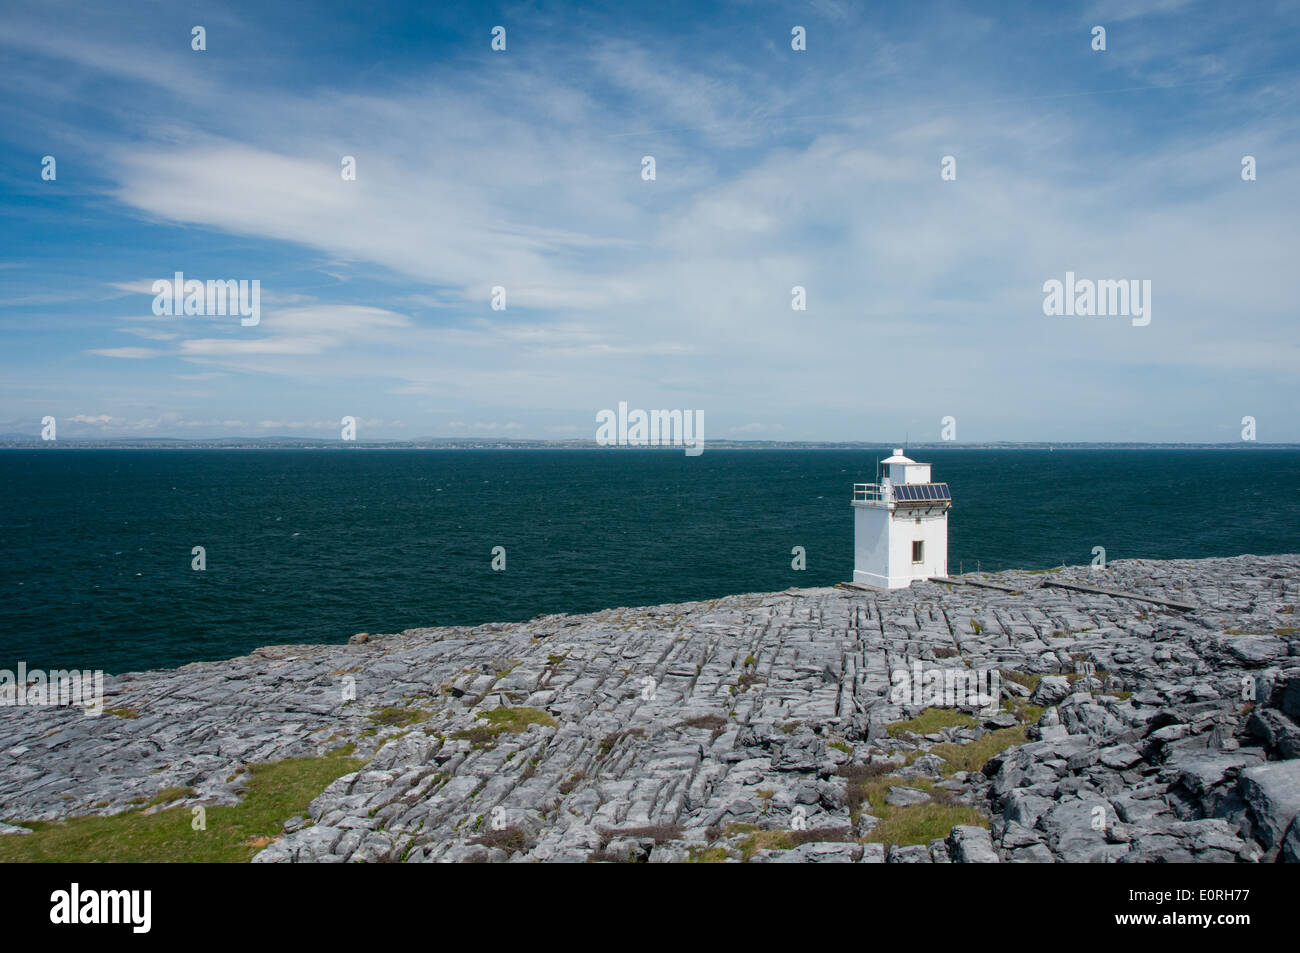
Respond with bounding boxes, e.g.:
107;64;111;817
852;450;951;589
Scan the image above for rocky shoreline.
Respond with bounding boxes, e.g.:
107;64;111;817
3;554;1299;862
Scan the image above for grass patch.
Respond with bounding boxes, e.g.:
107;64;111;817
837;761;897;820
453;707;557;748
689;846;733;863
885;708;977;738
928;726;1027;776
104;706;139;719
861;801;988;849
0;746;363;863
842;770;989;850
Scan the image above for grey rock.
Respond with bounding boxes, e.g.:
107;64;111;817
1238;760;1300;858
1283;818;1300;864
1099;744;1143;770
1031;676;1073;706
947;825;1000;863
1;553;1296;864
1009;843;1055;863
1246;708;1300;759
768;841;860;863
858;843;886;863
887;844;934;863
885;785;931;807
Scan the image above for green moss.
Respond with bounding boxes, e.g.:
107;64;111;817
885;708;977;738
104;706;139;719
367;707;429;728
0;746;363;862
480;707;556;731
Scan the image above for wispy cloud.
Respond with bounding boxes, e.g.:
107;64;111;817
2;0;1298;440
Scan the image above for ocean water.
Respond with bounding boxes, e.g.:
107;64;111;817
2;448;1297;674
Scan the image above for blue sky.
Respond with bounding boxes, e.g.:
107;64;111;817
1;0;1298;442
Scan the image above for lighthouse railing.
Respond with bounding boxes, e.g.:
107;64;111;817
853;483;889;503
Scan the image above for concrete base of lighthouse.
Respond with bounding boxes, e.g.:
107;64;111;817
851;569;915;591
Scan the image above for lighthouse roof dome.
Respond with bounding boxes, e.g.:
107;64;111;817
880;449;915;464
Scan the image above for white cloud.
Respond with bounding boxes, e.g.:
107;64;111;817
87;347;167;359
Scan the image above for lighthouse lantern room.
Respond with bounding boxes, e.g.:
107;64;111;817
852;450;951;589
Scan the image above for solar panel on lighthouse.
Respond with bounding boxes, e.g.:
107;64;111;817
893;483;950;501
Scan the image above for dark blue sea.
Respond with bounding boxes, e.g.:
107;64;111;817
2;449;1297;673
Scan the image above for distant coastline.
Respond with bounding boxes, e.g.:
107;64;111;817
2;439;1297;451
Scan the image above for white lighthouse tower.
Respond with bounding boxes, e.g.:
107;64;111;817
852;450;951;589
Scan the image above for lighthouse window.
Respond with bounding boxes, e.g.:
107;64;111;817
912;541;924;563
